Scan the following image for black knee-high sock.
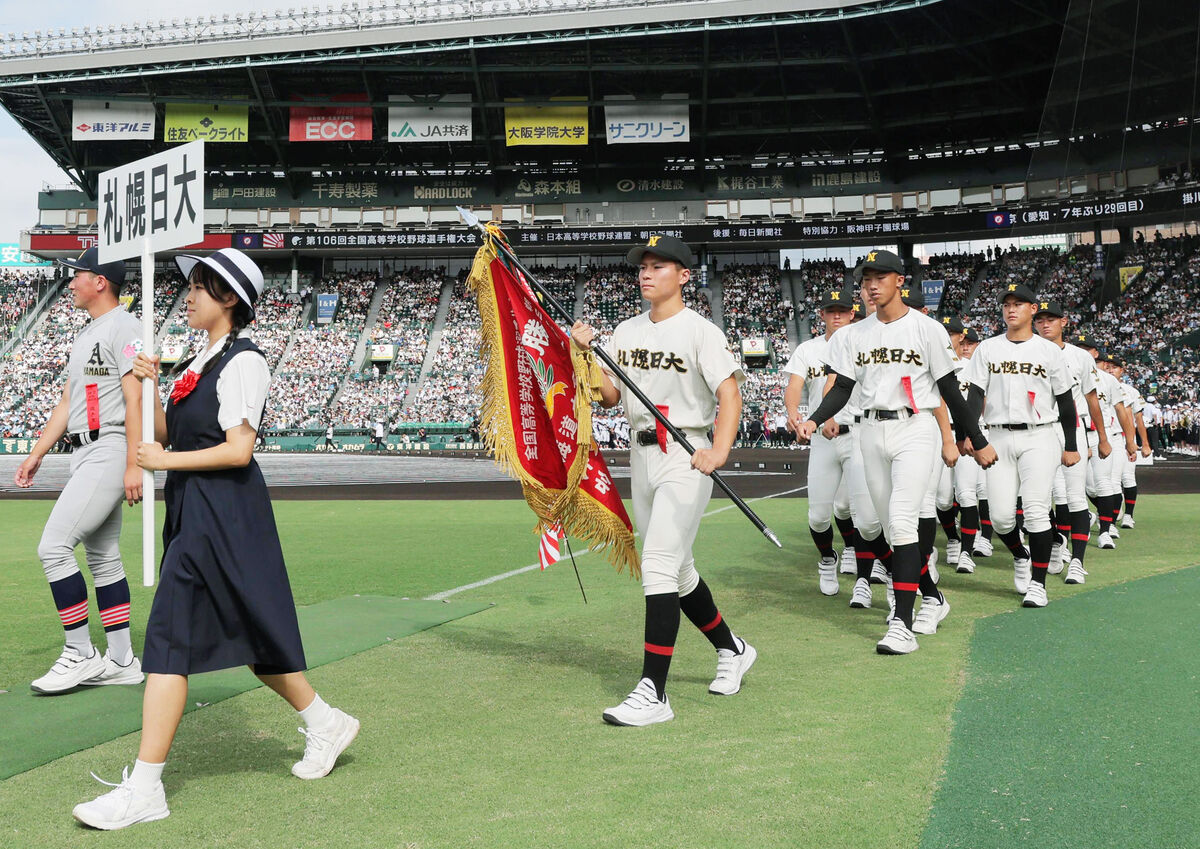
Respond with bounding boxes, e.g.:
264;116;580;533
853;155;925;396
1028;528;1052;586
959;505;979;554
862;533;893;577
641;593;680;701
1015;497;1025;533
919;558;941;600
809;526;836;560
918;516;937;561
834;516;857;550
1070;509;1090;561
937;507;960;542
1098;495;1117;533
979;499;994;540
998;529;1029;560
855;533;878;581
1123;485;1138;518
891;543;922;629
1054;503;1071;545
680;579;738;653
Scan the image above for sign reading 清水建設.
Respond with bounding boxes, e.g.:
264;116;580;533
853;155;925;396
164;103;248;143
504;99;588;146
604;95;690;144
96;140;205;263
387;95;473;142
72;99;155;141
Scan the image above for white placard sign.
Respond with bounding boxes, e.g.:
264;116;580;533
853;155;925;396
387;94;473;143
72;99;156;141
604;95;690;144
97;140;205;263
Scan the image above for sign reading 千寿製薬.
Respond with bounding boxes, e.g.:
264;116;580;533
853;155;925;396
96;140;205;263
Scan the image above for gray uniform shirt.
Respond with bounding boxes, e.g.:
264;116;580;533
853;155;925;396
66;305;143;433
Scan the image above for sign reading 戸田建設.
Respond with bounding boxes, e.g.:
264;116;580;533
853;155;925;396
96;141;205;263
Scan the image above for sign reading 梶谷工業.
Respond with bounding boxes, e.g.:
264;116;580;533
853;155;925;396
164;103;248;143
96;140;205;263
504;99;588;146
289;94;373;142
72;100;155;141
0;244;51;267
388;95;473;142
604;95;690;144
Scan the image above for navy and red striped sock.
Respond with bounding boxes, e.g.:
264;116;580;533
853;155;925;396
1028;529;1052;586
49;572;92;655
891;543;922;629
96;579;133;664
937;507;960;542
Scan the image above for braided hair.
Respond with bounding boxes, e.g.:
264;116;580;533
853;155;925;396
171;264;254;376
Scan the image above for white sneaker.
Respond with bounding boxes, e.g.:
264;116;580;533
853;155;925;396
945;540;961;567
1098;532;1115;550
912;595;950;635
884;600;896;625
1049;541;1062;571
840;547;857;575
956;550;976;574
1061;538;1074;566
709;638;757;695
926;548;940;584
1121;515;1135;529
603;678;674;726
884;572;895;615
31;646;106;694
876;619;919;655
1109;524;1120;539
817;556;839;596
1089;511;1098;529
1013;558;1032;595
974;537;994;557
869;561;888;585
1064;558;1087;584
1021;583;1048;608
292;708;360;779
849;577;872;609
81;652;144;687
72;768;169;830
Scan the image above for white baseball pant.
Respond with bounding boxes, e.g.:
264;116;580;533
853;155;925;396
859;412;941;547
807;430;854;532
985;425;1060;535
1051;425;1089;512
845;428;883;539
631;434;712;597
953;453;988;508
1086;429;1120;498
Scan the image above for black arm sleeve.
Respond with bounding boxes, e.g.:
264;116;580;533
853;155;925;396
1057;391;1078;452
808;373;855;426
937;374;988;450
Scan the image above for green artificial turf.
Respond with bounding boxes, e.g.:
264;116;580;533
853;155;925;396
0;493;1194;848
920;565;1200;849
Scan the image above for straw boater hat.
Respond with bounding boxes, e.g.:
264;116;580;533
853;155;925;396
174;247;264;318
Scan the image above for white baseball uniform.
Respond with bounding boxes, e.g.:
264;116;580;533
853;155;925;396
1087;369;1125;498
1119;381;1145;488
602;307;745;596
1051;342;1100;513
963;333;1073;536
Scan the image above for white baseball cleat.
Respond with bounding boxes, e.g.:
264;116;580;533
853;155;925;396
81;652;144;687
840;547;858;575
1120;515;1135;529
956;550;976;574
292;708;360;779
31;646;106;694
849;577;873;609
1089;511;1098;529
817;556;839;596
1064;558;1087;584
926;548;940;584
974;537;994;557
1021;583;1049;608
869;561;888;585
72;768;169;830
876;619;919;655
945;540;961;568
1013;558;1032;595
1109;524;1120;539
603;678;673;726
709;638;756;695
1049;541;1063;572
1097;532;1115;550
912;595;950;635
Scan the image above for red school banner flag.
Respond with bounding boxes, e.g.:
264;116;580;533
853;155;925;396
467;225;638;576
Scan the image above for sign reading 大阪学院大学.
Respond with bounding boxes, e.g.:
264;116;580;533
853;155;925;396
97;141;205;263
387;95;473;143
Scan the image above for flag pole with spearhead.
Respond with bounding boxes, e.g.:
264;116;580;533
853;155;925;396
458;207;783;550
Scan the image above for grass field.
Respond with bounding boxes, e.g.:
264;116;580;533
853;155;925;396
0;492;1195;848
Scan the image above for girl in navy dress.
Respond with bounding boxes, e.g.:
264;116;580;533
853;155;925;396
73;248;358;830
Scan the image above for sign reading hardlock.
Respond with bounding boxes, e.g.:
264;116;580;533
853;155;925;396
289;94;373;142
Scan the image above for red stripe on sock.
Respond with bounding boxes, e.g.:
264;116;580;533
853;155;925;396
644;642;675;656
1033;561;1049;570
58;600;88;627
1056;524;1071;533
100;603;130;626
856;551;874;561
1071;533;1089;541
920;564;929;576
893;581;920;592
699;613;723;633
981;519;993;526
1125;499;1136;506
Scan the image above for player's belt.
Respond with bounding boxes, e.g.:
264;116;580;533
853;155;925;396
861;408;916;421
68;425;123;447
634;427;710;446
993;422;1053;430
833;424;851;435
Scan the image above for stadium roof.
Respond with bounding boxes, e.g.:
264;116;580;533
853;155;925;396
1;0;1197;201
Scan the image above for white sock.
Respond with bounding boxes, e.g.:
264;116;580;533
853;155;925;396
64;625;93;656
298;693;334;729
105;629;134;666
130;759;165;792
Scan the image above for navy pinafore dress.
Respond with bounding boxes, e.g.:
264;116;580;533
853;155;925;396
142;337;307;676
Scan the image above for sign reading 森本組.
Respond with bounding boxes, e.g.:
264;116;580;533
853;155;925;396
164;103;248;143
504;99;588;146
96;141;205;263
289;95;373;142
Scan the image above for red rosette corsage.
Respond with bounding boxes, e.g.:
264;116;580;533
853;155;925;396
170;370;199;404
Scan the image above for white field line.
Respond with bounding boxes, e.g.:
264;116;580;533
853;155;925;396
427;485;807;600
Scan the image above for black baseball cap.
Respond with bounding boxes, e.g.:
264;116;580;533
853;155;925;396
819;289;853;311
854;249;905;281
900;282;925;309
851;302;864;320
626;234;695;268
1100;351;1123;367
59;247;126;289
963;327;981;344
1073;331;1097;349
1034;299;1066;318
998;282;1037;304
940;315;965;334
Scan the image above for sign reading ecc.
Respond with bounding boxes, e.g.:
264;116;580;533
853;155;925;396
289;94;373;142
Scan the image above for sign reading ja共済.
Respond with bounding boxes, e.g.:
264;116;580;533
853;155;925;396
388;95;473;142
96;141;205;263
